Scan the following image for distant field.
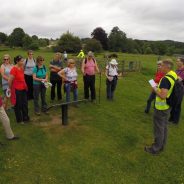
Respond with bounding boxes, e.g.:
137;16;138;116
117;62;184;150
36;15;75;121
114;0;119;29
0;49;184;184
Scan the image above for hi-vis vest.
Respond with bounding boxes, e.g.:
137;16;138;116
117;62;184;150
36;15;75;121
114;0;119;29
155;70;177;110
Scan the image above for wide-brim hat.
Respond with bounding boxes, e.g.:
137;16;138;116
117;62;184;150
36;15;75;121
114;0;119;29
110;59;118;65
88;51;94;57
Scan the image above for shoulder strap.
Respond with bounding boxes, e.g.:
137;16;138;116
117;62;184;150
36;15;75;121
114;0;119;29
24;59;28;69
165;74;176;82
92;58;96;63
36;65;39;73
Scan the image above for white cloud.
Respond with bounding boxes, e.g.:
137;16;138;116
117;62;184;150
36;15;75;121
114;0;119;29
0;0;183;41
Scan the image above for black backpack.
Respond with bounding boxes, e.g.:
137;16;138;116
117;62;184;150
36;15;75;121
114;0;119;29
166;74;184;107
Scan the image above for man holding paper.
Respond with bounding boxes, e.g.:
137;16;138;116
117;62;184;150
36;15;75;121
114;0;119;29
145;60;177;155
144;61;164;113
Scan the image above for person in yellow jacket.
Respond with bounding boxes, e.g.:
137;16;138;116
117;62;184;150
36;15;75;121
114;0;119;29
77;50;85;59
145;60;177;155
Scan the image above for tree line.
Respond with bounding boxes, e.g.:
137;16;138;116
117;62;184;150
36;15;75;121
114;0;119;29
0;28;49;50
1;27;184;55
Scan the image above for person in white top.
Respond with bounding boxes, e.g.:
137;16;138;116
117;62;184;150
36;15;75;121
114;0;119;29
58;59;78;102
105;59;121;100
24;50;36;100
0;54;14;110
63;51;68;62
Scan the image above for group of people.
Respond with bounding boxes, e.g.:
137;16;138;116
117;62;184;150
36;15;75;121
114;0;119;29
0;50;120;144
144;58;184;155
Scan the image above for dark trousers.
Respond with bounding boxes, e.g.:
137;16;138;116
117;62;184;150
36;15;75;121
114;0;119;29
169;98;183;124
24;74;34;100
152;108;170;152
145;92;156;113
33;84;47;113
83;75;96;100
106;77;117;100
50;80;62;101
14;90;29;123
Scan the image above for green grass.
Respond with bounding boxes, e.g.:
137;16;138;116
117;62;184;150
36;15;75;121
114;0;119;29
0;49;184;184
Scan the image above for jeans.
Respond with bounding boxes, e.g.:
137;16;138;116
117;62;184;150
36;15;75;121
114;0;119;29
14;90;29;123
83;75;96;100
152;108;170;152
106;77;117;100
145;92;156;113
50;79;62;100
33;84;47;113
64;83;78;102
24;74;34;100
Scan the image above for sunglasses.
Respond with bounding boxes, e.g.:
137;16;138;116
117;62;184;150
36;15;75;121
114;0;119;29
70;63;75;64
4;58;9;61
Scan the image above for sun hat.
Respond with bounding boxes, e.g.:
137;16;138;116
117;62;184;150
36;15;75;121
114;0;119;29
88;51;94;57
157;60;162;65
110;59;118;65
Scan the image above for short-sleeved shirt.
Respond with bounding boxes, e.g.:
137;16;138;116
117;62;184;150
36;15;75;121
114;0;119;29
24;58;36;76
10;67;27;90
106;65;118;76
33;66;47;85
63;67;78;82
50;60;63;80
159;77;171;90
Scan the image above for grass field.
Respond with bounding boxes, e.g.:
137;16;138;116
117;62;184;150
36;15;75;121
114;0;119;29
0;49;184;184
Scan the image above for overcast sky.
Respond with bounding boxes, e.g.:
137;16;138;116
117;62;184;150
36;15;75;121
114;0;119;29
0;0;183;41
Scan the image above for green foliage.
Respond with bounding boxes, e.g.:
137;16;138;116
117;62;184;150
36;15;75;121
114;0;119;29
91;27;108;50
84;39;103;53
0;32;7;44
145;47;153;54
8;28;26;47
54;32;82;53
108;26;127;52
22;35;39;50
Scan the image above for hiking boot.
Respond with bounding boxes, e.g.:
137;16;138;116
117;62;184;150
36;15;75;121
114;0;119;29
144;146;160;155
8;136;19;141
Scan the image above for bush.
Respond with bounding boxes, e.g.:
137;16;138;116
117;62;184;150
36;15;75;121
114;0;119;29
84;39;103;53
56;32;82;53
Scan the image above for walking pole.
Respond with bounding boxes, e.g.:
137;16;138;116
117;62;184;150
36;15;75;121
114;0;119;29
99;71;102;104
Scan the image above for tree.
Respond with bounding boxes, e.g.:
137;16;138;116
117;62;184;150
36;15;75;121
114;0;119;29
8;27;26;47
91;27;108;50
22;34;39;50
0;32;7;44
22;34;33;50
145;47;153;54
108;26;127;52
84;39;102;53
54;32;82;53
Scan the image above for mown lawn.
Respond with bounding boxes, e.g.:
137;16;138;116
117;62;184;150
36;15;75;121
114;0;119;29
0;49;184;184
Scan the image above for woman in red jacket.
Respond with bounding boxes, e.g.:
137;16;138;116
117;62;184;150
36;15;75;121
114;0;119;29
145;61;165;113
9;55;30;124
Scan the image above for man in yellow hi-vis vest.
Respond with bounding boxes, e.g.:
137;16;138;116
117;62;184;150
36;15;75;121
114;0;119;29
77;50;85;59
145;60;177;155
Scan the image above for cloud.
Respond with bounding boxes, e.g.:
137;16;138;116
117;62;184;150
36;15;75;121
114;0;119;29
0;0;183;41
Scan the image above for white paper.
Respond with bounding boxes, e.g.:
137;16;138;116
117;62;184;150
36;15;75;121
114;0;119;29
149;79;157;88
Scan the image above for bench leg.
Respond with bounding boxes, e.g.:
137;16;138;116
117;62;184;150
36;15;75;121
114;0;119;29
61;105;68;125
